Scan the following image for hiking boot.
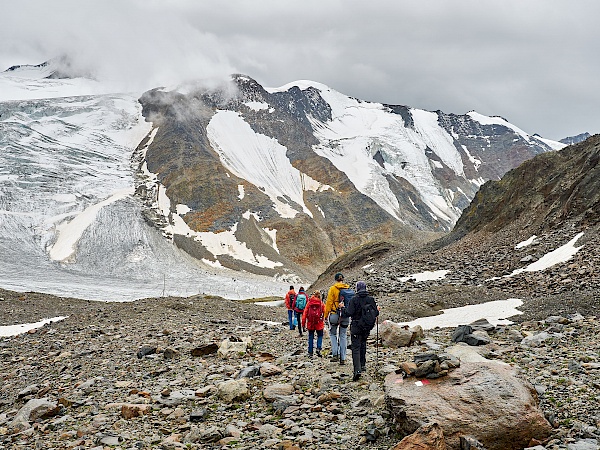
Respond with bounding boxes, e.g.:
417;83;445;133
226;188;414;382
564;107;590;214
339;359;346;365
308;352;313;358
353;372;361;382
330;354;339;362
316;349;322;357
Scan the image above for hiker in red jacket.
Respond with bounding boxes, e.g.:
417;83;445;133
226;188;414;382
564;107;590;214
302;291;325;357
284;286;296;330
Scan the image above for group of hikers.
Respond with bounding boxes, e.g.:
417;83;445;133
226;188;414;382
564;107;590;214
284;273;379;381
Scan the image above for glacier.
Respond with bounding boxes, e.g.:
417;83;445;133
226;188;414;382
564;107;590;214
0;68;285;301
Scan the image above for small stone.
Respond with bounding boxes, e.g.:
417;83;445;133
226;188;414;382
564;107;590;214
136;345;157;359
121;404;151;419
191;343;219;356
190;409;208;422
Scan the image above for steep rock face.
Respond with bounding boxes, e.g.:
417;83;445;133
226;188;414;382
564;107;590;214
135;75;562;279
454;134;600;234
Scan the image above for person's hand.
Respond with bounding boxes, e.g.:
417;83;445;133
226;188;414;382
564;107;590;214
377;306;381;311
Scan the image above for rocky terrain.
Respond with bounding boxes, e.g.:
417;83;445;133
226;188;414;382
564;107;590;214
1;282;599;449
1;120;598;449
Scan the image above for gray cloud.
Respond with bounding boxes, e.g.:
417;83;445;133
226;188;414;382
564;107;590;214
2;0;598;140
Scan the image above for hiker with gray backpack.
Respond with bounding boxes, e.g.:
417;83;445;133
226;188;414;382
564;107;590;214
346;280;379;381
324;273;353;365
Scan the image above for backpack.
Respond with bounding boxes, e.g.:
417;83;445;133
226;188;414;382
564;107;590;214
336;288;354;327
338;288;355;317
295;293;307;310
306;302;322;330
356;298;378;333
288;292;296;308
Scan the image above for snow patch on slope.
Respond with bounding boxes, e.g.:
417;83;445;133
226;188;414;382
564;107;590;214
207;110;329;219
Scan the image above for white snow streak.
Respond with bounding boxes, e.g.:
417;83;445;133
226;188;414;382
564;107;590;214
397;299;524;330
48;188;134;262
0;316;68;337
515;235;537;249
506;232;584;277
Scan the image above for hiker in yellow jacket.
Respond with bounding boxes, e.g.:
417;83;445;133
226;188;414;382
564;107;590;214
324;272;350;364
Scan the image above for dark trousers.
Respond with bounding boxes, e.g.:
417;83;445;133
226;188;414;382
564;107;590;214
351;331;369;375
295;312;303;336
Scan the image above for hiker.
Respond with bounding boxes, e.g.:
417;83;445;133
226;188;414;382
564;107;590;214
324;272;350;364
346;280;379;381
293;287;308;337
284;285;296;330
302;291;325;357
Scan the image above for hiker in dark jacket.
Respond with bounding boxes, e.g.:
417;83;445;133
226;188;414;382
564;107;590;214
346;281;379;381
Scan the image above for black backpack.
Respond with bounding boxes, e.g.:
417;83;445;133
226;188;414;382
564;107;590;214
356;298;378;333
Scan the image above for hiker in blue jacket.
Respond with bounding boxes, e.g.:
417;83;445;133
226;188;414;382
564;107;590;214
293;287;308;337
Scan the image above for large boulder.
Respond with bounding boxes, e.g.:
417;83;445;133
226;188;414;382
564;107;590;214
217;379;249;403
218;337;252;358
385;361;551;450
9;398;60;431
380;320;422;347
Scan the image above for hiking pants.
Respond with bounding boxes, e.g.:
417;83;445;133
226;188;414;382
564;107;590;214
295;312;304;336
351;331;369;375
308;329;323;354
329;323;348;361
288;309;295;330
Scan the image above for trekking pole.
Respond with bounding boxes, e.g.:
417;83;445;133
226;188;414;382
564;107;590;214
376;316;379;367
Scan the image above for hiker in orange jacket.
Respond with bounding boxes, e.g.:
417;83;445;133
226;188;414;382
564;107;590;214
284;286;296;330
302;291;325;357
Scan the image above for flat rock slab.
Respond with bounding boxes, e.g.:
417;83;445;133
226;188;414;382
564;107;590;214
385;361;551;450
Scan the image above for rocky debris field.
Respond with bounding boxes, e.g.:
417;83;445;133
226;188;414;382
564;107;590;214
1;287;599;449
321;221;600;325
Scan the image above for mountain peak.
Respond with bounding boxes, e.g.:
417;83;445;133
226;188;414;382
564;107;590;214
3;55;91;80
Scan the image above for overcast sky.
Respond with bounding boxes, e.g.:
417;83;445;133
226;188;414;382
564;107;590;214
2;0;598;140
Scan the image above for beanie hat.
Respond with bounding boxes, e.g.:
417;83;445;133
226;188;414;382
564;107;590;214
356;281;366;291
299;287;305;292
334;273;344;281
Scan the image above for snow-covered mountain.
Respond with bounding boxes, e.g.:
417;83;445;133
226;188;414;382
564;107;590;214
0;63;564;299
0;64;285;301
136;74;564;280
